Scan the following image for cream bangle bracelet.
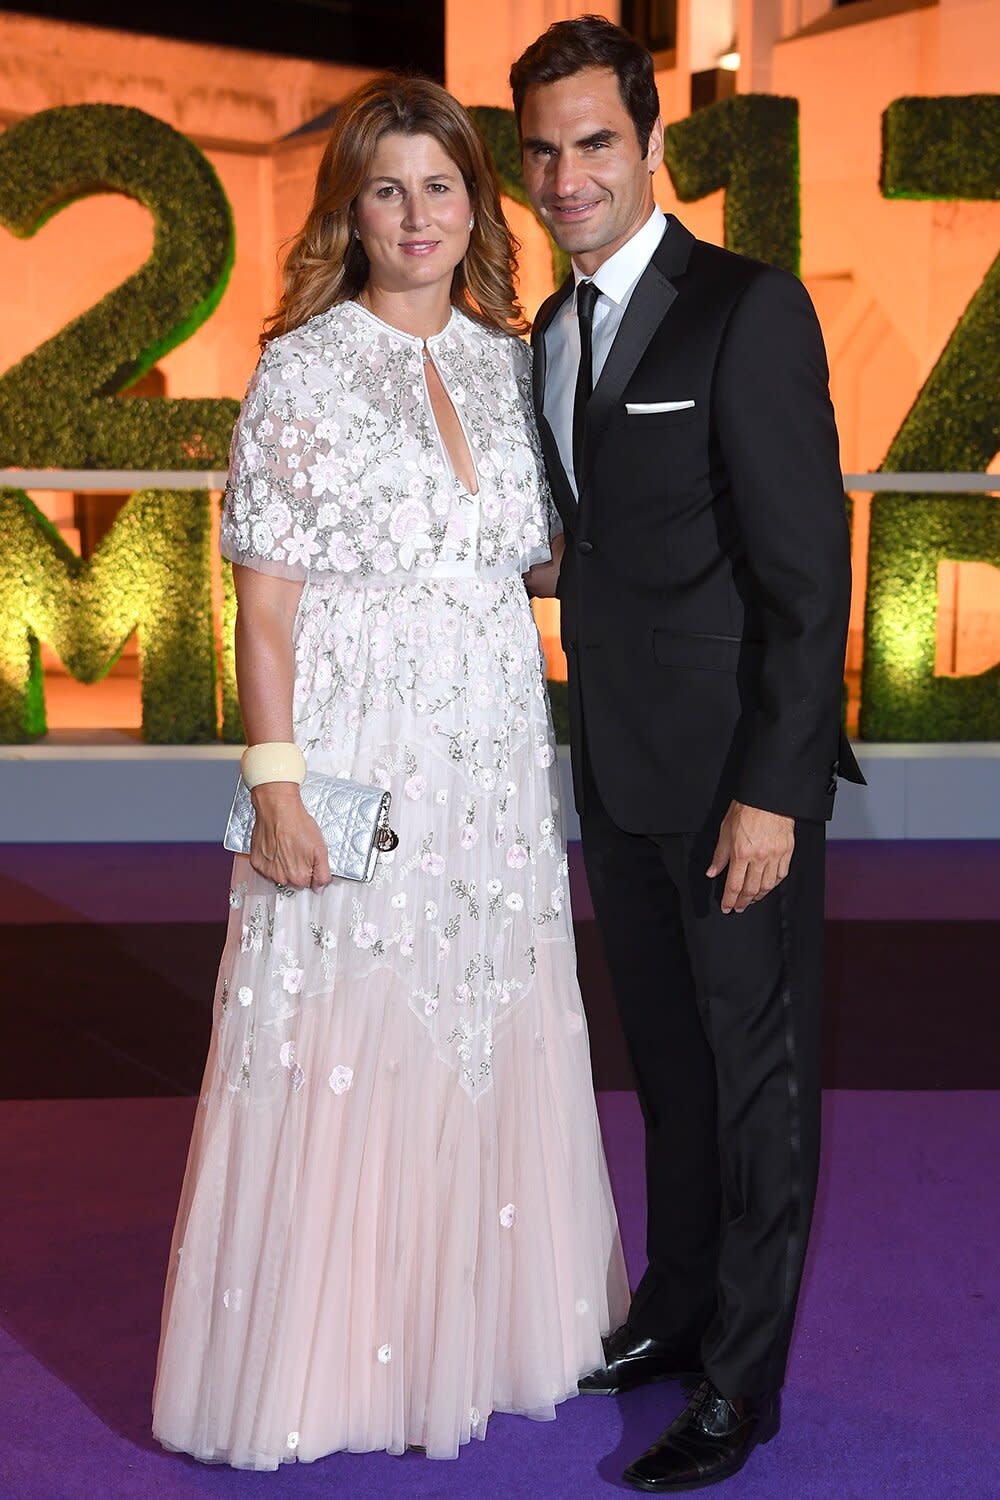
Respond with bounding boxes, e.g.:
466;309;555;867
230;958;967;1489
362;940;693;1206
240;742;306;788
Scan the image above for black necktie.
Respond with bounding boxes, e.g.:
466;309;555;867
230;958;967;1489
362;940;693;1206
572;279;600;489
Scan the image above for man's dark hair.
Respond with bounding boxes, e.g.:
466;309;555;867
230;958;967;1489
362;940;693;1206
509;15;659;156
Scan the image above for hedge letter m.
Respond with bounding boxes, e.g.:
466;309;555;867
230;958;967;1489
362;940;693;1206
0;488;216;743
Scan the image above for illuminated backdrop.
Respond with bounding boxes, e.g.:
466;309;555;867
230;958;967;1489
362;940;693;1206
0;1;996;743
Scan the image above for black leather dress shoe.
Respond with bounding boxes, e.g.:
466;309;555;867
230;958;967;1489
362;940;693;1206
578;1324;702;1395
623;1378;781;1491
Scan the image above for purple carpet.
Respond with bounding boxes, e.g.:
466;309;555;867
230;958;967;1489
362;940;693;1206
1;1090;997;1500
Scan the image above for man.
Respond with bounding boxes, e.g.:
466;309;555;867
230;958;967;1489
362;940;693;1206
512;16;864;1493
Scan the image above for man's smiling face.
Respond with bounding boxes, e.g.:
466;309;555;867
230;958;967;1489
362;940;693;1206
519;66;663;276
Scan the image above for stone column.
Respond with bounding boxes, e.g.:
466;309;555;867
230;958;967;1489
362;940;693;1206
446;0;620;108
736;0;784;93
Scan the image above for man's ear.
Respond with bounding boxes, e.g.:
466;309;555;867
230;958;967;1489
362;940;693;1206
646;116;665;174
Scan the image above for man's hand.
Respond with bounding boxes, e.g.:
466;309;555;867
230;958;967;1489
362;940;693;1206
523;531;565;598
707;801;795;914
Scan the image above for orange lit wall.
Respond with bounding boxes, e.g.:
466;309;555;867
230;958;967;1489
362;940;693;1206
0;1;996;731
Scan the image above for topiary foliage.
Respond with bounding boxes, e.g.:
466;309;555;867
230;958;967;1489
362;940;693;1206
882;95;1000;201
662;95;801;273
0;104;239;467
880;259;999;478
879;97;999;476
220;539;245;745
0;487;217;742
861;495;1000;740
861;95;1000;740
469;106;571;285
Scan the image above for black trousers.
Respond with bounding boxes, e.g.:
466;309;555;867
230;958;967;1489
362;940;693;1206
579;744;826;1399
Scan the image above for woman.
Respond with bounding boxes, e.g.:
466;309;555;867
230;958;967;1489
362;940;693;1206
152;75;628;1469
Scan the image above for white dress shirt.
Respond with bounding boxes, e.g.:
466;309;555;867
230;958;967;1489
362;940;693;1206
543;207;667;496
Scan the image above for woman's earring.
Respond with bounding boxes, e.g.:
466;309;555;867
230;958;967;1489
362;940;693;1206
352;227;361;241
468;218;474;231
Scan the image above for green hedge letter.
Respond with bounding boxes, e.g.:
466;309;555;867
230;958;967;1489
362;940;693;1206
0;103;238;468
0;488;217;742
861;96;1000;739
663;95;801;272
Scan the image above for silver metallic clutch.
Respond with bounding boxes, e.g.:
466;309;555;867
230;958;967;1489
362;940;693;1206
223;772;399;883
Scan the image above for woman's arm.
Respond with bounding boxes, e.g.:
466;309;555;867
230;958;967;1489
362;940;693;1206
233;564;332;892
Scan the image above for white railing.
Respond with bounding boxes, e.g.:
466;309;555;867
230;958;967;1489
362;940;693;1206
0;469;229;490
0;470;997;492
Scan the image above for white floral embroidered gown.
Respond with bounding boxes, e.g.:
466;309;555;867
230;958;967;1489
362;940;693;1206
152;300;629;1469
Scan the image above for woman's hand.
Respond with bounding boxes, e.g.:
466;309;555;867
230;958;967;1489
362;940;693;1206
230;565;330;891
524;531;565;598
248;783;333;891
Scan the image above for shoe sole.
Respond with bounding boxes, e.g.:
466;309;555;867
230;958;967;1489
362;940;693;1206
579;1370;703;1398
622;1416;781;1492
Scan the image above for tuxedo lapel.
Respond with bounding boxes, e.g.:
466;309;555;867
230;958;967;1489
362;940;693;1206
582;216;696;490
531;276;577;527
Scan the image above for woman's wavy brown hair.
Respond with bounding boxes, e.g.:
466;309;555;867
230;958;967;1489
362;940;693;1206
262;74;526;345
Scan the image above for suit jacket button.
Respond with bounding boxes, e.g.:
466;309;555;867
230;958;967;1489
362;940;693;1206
577;540;594;554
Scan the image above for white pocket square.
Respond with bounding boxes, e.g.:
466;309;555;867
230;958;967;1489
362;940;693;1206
626;400;696;414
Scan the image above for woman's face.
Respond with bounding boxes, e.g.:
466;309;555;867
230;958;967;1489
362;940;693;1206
354;131;474;295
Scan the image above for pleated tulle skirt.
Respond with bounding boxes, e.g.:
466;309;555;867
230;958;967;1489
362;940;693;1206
152;900;629;1467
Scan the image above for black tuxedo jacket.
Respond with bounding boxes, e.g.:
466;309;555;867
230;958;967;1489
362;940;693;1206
532;215;864;834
